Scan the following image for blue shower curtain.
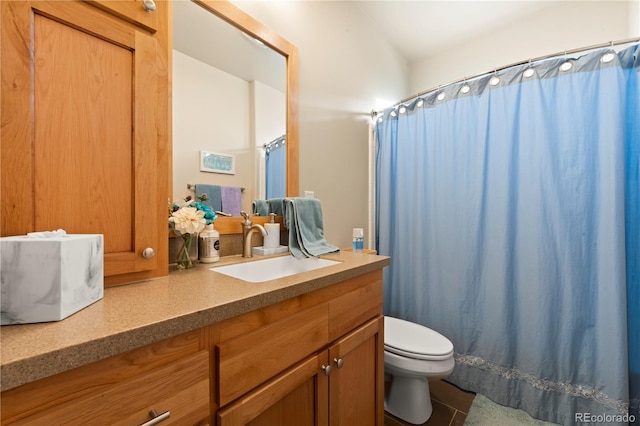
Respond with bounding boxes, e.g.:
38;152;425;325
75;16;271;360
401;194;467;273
265;136;286;199
376;45;639;425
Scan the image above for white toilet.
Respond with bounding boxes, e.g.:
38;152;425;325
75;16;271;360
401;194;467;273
384;316;455;424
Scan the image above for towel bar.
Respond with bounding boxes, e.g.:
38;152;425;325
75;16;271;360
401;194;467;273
187;184;245;192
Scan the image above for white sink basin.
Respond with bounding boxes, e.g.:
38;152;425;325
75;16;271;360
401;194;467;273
211;255;340;283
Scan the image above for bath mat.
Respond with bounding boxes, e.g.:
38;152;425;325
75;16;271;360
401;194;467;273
464;394;560;425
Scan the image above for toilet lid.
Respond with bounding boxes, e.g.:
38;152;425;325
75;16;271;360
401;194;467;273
384;316;454;360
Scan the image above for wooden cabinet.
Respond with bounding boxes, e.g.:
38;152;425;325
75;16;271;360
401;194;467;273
213;270;385;425
0;0;170;285
217;317;384;426
0;269;384;425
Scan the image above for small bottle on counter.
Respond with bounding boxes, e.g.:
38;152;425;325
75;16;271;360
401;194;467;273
352;228;364;253
199;223;220;263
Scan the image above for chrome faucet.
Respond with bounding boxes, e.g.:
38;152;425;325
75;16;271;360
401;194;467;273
240;211;267;258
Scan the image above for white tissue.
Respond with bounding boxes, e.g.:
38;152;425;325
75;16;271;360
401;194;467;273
264;223;280;249
26;229;67;238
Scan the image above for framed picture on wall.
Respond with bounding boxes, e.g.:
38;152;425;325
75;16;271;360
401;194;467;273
200;150;235;175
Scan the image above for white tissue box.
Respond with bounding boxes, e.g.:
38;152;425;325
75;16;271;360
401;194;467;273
1;234;104;325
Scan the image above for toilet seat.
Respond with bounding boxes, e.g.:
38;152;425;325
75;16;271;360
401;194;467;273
384;316;454;361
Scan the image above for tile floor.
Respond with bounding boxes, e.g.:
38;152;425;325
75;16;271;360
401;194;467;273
384;379;476;426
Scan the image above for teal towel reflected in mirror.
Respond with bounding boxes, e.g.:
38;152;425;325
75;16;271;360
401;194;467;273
268;198;285;217
252;200;269;216
195;184;222;212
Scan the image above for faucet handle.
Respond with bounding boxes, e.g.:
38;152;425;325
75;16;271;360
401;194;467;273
240;211;252;225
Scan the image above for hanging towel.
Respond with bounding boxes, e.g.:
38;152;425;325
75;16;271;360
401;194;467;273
268;198;285;217
195;184;222;212
283;198;340;259
252;200;269;216
221;186;242;217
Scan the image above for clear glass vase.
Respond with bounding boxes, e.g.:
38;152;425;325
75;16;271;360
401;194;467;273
176;233;196;269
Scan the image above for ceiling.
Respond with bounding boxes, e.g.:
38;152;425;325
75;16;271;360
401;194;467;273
354;1;561;63
173;0;286;92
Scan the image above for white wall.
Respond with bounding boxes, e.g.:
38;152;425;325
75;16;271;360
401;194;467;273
631;0;640;37
233;1;408;248
173;50;253;212
410;1;634;94
251;80;286;199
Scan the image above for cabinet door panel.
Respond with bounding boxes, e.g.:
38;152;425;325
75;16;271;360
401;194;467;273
34;13;134;254
329;317;384;426
218;353;329;426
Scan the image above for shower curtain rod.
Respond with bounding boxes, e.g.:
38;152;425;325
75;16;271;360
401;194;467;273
372;36;640;117
263;134;286;148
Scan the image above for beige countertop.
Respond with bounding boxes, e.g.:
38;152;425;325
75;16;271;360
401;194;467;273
0;251;389;392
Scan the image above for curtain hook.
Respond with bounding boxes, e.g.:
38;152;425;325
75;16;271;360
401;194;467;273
490;69;500;86
461;77;471;94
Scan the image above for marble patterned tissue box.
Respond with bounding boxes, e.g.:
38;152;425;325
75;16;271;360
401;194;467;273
1;234;104;325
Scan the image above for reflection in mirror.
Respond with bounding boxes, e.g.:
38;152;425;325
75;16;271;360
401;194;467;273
172;0;286;215
264;135;286;199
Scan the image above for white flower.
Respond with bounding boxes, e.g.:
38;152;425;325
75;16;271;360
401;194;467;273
169;206;206;235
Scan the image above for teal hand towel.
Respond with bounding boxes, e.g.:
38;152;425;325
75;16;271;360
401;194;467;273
195;184;222;212
268;198;285;217
284;198;339;259
252;199;269;216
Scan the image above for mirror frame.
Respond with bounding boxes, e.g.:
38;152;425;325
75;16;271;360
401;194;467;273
181;0;299;234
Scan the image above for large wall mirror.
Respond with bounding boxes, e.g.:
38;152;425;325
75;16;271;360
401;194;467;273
172;0;298;232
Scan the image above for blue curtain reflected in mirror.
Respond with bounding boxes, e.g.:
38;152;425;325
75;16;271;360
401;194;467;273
265;135;286;199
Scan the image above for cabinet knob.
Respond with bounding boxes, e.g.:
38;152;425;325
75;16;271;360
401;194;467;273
142;247;156;259
333;357;344;369
321;364;332;376
140;409;170;426
142;0;157;12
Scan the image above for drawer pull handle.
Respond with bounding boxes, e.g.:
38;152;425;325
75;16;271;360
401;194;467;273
141;409;170;426
321;364;332;376
142;0;157;12
333;357;344;369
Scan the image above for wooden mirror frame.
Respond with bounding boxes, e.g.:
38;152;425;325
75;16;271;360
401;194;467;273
177;0;299;234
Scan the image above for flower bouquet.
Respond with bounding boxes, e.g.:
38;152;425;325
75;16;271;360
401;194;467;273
169;194;216;269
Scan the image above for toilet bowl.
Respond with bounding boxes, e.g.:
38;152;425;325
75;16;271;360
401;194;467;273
384;316;455;425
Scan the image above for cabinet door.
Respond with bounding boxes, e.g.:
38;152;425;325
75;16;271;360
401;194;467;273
218;352;329;426
1;1;168;281
328;317;384;426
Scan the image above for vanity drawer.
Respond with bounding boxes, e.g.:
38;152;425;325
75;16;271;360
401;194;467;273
9;351;210;425
328;271;383;341
217;303;329;407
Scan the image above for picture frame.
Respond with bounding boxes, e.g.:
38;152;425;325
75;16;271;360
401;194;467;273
200;150;235;175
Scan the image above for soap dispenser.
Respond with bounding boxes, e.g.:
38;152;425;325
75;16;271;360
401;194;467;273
264;213;280;249
198;223;220;263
